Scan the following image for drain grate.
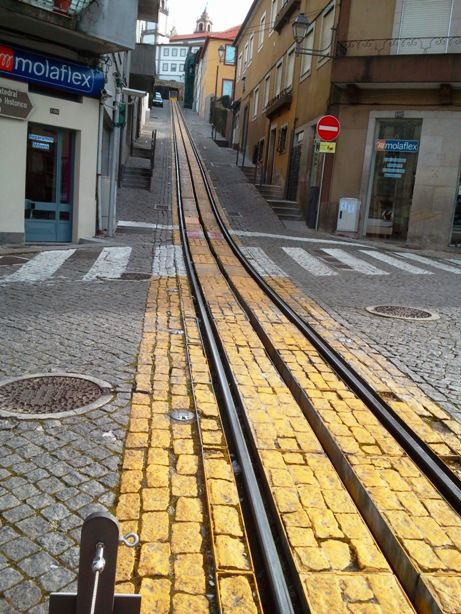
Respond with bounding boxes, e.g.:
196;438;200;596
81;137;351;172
366;305;439;321
0;373;112;419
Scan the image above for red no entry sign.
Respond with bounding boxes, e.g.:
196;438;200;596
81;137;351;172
317;115;341;142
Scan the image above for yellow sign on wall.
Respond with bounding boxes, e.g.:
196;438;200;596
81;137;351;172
319;141;336;153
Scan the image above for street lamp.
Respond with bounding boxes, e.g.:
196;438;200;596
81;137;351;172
292;12;334;58
211;44;226;139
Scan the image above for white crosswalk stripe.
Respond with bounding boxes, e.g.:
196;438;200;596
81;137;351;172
396;252;461;274
360;250;432;274
152;245;186;277
241;247;287;277
282;247;337;276
322;248;388;275
0;249;76;284
83;247;132;281
445;258;461;266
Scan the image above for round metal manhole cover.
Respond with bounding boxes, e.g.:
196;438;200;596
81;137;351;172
0;373;113;419
170;410;195;423
366;305;439;321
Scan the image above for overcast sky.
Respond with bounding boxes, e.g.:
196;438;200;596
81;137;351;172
167;0;251;34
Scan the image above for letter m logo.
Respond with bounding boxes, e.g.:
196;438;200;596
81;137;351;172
0;46;14;72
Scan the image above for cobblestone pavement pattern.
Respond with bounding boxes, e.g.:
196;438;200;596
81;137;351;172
0;106;172;612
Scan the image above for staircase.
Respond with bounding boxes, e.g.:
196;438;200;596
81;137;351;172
240;167;303;221
121;166;151;190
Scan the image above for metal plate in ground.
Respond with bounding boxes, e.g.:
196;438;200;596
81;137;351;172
170;410;195;423
366;305;439;321
0;373;113;419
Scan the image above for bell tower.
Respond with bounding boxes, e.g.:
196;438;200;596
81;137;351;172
194;6;213;33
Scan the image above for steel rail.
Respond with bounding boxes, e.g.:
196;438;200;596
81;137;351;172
176;104;461;514
171;106;296;614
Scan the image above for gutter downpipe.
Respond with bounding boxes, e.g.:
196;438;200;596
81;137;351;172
107;85;121;238
96;100;104;234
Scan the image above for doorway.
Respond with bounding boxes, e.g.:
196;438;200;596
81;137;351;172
25;123;74;242
266;126;277;184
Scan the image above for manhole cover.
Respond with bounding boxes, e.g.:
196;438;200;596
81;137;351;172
366;305;439;321
0;373;112;419
170;410;195;423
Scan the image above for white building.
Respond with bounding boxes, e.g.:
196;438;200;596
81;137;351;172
137;0;169;45
155;44;190;83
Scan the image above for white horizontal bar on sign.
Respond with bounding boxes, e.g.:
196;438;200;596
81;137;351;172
360;250;432;274
241;247;287;277
83;247;132;281
397;253;461;274
322;248;388;275
283;247;337;276
2;249;75;283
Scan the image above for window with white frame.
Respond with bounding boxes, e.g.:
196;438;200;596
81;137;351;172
398;0;453;54
253;87;260;117
249;34;254;63
264;74;271;107
180;48;187;57
270;0;278;31
179;64;184;71
171;63;177;71
163;48;170;56
300;26;315;76
243;43;249;69
162;63;168;71
320;2;335;55
259;13;266;49
237;52;243;78
172;48;178;56
285;47;295;89
275;60;283;96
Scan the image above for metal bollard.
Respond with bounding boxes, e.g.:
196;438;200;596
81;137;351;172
49;511;141;614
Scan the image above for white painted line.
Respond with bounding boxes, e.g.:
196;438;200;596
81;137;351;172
241;247;287;277
118;220;177;230
83;247;132;281
152;245;186;277
282;247;337;276
1;249;76;283
320;126;339;132
232;230;362;246
360;250;432;275
397;252;461;274
445;258;461;266
322;248;388;275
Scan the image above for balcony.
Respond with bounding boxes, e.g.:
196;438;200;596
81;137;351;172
264;88;292;118
333;36;461;87
17;0;93;16
273;0;300;34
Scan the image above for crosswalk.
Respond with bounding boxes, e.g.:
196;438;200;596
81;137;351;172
0;244;460;285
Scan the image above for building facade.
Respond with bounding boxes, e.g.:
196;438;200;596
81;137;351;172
0;0;159;245
155;44;188;83
235;0;461;249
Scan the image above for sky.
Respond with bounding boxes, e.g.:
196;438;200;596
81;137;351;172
167;0;252;35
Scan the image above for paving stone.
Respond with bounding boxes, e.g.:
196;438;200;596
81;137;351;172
27;494;54;510
0;493;21;511
37;532;74;556
18;551;59;578
38;567;75;593
17;516;52;540
37;477;65;495
0;526;20;545
41;504;70;522
2;505;35;523
4;580;42;611
0;567;23;591
2;537;40;562
58;545;80;569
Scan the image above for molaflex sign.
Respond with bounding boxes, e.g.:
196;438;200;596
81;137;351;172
0;43;104;98
376;139;419;153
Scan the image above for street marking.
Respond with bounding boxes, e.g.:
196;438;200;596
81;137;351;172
0;249;76;283
83;247;132;281
282;247;337;276
232;230;361;245
360;250;432;274
241;247;287;277
152;245;186;277
118;220;177;230
445;258;461;266
322;248;388;275
397;253;461;274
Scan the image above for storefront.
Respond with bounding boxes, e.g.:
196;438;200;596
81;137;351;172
0;43;104;244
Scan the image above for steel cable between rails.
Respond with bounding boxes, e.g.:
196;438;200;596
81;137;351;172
171;103;297;614
174;104;461;514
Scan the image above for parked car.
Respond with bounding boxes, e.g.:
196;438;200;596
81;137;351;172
152;92;163;108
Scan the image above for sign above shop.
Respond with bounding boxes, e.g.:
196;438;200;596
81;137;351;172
0;43;104;98
317;115;341;142
0;85;33;120
376;139;419;153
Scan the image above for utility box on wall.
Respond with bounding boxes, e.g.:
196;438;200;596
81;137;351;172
337;198;361;232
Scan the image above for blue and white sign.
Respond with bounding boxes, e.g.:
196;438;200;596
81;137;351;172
0;43;104;98
376;139;419;153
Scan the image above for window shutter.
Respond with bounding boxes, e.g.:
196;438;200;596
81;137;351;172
399;0;452;39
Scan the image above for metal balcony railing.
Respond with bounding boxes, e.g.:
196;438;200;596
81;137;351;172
337;35;461;57
17;0;94;17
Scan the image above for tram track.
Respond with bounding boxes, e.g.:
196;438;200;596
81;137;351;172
171;102;461;613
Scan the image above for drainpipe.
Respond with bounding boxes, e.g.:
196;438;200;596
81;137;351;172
96;100;104;234
107;82;122;238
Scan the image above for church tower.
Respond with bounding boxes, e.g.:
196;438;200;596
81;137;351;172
194;6;213;33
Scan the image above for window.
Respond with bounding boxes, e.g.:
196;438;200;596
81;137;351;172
163;48;170;56
285;47;295;89
300;27;314;76
275;60;283;96
264;74;271;107
180;48;187;57
270;0;278;31
249;35;254;63
243;43;249;69
320;3;335;56
198;23;203;32
171;63;177;71
162;63;168;71
237;52;243;78
172;48;178;56
259;13;266;49
225;45;236;65
277;125;288;153
253;87;259;117
222;79;234;98
179;64;184;71
398;0;453;54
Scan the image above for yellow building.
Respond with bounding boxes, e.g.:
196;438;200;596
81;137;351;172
235;0;461;249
